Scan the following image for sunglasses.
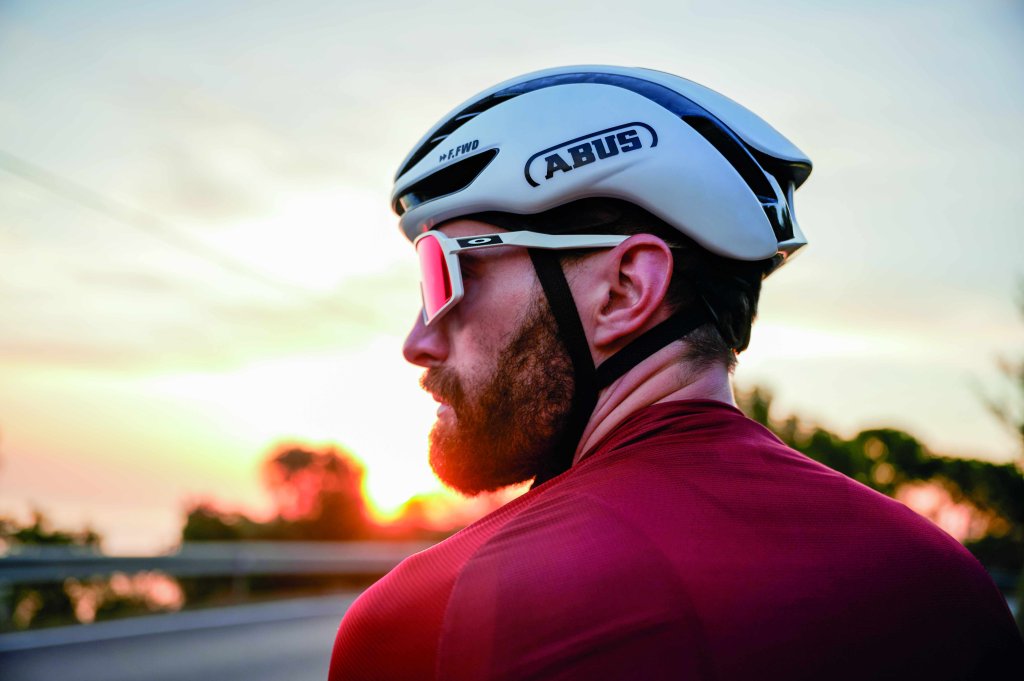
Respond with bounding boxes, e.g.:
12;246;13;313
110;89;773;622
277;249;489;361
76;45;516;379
413;229;629;325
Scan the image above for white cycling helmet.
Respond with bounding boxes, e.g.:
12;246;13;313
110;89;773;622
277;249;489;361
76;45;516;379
392;65;811;271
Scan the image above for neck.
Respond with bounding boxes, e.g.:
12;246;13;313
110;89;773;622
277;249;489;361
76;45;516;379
573;345;735;464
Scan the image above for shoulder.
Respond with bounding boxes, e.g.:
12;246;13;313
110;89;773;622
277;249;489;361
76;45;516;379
436;489;712;680
329;545;459;680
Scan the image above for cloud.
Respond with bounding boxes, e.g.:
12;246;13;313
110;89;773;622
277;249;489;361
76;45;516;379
120;84;352;226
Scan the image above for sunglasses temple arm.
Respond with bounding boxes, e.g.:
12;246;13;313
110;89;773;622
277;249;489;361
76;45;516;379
450;231;628;252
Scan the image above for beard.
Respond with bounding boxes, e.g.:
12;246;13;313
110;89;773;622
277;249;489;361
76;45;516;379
420;296;575;496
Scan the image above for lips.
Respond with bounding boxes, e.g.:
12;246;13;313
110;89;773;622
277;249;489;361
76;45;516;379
427;389;453;417
422;368;465;415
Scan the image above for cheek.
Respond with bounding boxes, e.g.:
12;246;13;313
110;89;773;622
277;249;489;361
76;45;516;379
457;264;536;335
449;283;535;377
461;266;524;318
445;250;540;362
447;322;504;388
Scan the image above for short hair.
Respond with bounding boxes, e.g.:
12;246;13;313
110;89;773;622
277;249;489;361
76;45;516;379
469;198;774;372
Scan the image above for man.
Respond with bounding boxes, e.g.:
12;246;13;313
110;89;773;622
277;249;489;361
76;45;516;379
329;66;1023;680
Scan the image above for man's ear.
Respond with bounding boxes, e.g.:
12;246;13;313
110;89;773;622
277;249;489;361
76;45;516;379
582;234;674;353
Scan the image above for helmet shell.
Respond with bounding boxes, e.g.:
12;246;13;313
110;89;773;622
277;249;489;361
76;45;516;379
392;65;811;266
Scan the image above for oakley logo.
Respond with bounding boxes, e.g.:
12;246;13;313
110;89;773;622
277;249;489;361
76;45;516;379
439;139;480;164
523;122;658;187
456;235;503;247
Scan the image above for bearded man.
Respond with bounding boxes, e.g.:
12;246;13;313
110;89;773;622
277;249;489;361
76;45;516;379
329;66;1023;680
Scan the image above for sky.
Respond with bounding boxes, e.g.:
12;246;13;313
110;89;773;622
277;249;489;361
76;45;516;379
1;0;1022;553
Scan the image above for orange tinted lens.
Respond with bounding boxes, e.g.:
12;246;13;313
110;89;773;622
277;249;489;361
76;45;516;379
416;234;452;320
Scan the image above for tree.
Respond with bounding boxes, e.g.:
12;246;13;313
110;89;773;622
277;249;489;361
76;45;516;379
178;444;374;605
261;444;369;541
979;281;1024;632
182;443;371;543
0;511;101;631
983;282;1024;462
181;502;259;542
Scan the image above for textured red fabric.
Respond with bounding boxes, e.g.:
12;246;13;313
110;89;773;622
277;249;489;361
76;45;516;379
329;400;1024;680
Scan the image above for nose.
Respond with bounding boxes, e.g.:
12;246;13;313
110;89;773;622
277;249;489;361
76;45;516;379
402;312;448;367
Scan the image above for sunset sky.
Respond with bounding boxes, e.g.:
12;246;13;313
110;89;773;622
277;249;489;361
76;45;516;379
1;1;1022;553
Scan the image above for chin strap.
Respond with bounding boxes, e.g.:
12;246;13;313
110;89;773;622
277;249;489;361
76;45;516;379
529;250;598;486
528;250;710;488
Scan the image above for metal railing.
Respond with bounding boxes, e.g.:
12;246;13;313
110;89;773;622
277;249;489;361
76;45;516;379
0;541;436;584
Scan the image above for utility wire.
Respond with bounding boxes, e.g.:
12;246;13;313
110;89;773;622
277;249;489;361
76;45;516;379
0;148;383;327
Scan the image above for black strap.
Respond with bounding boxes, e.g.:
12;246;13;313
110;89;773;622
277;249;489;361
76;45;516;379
593;306;710;389
527;251;712;488
528;250;597;394
528;250;598;487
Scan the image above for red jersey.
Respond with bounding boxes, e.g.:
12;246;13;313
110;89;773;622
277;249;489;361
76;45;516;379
329;400;1023;680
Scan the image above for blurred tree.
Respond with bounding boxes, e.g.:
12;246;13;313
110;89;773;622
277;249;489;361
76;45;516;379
178;503;247;603
183;443;371;543
261;444;369;541
0;511;101;631
181;503;260;542
179;444;373;605
1;510;101;547
982;282;1024;462
978;280;1024;632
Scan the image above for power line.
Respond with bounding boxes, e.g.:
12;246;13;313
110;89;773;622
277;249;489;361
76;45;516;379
0;148;384;327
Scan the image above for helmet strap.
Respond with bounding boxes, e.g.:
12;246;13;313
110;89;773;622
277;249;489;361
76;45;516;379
528;249;598;487
527;250;711;488
593;305;710;388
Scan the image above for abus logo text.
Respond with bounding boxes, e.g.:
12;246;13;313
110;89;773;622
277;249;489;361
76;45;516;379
524;122;658;187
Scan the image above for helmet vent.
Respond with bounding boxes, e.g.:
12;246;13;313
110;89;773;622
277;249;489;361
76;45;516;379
393;149;500;216
397;94;518;179
682;115;794;243
681;115;776;202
